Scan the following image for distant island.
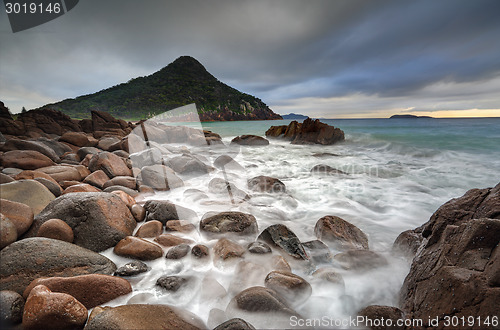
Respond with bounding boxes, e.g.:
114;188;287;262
32;56;282;122
281;113;309;120
390;114;433;119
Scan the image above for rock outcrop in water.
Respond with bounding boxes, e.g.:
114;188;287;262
397;183;500;328
266;118;345;145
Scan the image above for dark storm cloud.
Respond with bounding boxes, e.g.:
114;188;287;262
1;0;499;115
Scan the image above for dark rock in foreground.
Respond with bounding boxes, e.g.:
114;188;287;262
25;192;136;252
399;183;500;327
0;238;116;294
266;118;345;145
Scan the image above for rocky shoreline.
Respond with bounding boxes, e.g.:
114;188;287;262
1;104;498;329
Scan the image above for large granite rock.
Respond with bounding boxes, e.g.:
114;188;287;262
84;304;205;330
0;238;116;294
23;285;88;330
247;176;286;193
25;192;136;252
266;118;344;145
399;183;500;328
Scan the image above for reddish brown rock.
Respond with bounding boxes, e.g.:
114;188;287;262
22;285;87;330
213;238;245;261
84;304;205;330
37;165;82;182
23;274;131;309
59;180;82;189
114;236;163;260
131;204;146;221
135;220;163;238
0;150;54;170
314;215;369;250
83;170;110;189
63;183;101;194
89;151;132;178
59;132;92;147
0;199;34;236
166;220;196;233
111;190;135;208
37;218;74;243
154;234;194;247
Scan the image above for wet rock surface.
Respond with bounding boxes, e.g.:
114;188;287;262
23;285;88;330
114;236;163;260
258;224;309;260
114;260;149;277
23;274;132;309
400;184;500;327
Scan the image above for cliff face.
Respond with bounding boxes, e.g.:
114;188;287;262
35;56;282;121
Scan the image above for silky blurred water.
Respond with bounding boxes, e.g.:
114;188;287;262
101;117;500;328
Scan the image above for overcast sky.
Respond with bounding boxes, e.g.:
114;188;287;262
1;0;500;118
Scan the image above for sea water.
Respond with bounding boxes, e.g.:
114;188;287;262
101;117;500;328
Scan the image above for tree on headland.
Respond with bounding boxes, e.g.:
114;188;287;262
21;107;27;113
